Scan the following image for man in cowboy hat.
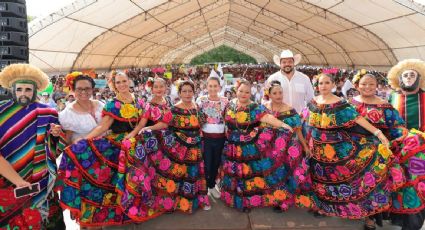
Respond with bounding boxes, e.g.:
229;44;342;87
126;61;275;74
265;49;314;113
0;64;65;229
386;59;425;230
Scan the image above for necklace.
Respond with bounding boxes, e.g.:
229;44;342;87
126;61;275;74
271;102;282;113
117;93;134;103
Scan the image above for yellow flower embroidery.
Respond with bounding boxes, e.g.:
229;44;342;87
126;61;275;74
227;110;235;119
321;113;331;127
378;144;392;159
360;138;367;145
378;163;386;170
236;111;248;123
309;113;320;125
359;148;373;159
120;104;138;119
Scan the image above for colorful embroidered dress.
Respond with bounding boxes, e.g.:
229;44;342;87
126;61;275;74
148;106;209;213
0;100;63;229
296;99;394;219
58;97;153;227
116;101;172;220
221;101;299;210
385;91;425;215
261;108;310;210
392;129;425;214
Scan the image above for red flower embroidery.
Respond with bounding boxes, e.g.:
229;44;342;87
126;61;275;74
22;208;42;227
367;109;383;123
98;167;111;183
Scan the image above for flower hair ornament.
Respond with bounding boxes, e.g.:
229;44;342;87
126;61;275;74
234;79;242;89
65;71;83;91
108;70;117;91
145;77;154;92
352;69;368;85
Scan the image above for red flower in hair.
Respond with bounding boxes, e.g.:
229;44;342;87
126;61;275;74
65;71;83;91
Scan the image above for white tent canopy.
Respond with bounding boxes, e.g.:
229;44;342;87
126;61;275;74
28;0;425;73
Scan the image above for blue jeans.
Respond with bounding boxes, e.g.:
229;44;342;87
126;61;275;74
202;137;225;189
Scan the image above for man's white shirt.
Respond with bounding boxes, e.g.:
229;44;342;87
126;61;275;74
265;70;314;113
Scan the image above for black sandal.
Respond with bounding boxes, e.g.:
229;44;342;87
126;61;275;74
242;207;251;213
272;206;283;213
364;217;376;230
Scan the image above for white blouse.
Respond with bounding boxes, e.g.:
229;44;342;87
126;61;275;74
59;100;104;142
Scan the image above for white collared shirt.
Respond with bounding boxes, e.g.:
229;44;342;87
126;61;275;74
265;70;314;113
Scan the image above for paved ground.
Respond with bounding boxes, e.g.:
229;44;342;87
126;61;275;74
65;196;413;230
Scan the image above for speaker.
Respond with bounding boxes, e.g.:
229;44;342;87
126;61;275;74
0;46;27;59
0;31;27;45
0;17;27;32
0;0;28;67
0;58;20;69
0;2;26;18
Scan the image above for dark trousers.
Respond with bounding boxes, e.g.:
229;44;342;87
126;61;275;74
202;137;225;189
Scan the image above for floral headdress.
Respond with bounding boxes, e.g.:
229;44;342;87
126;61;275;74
108;70;117;92
65;71;83;91
352;69;368;85
145;77;154;92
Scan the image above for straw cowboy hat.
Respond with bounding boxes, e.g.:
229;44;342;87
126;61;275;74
0;63;49;91
273;50;302;66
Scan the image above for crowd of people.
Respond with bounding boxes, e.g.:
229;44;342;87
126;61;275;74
0;49;424;230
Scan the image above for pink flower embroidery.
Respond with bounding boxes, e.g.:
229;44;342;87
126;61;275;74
159;158;171;171
259;132;272;141
275;137;287;150
364;172;376;187
163;197;174;210
115;101;121;109
129;206;138;216
390;167;403;183
151;107;162;121
403;135;420;152
250;195;262;207
417;182;425;192
288;146;300;158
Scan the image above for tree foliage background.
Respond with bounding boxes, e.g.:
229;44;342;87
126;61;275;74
190;45;257;65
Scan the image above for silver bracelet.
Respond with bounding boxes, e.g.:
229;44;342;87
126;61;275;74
373;129;382;136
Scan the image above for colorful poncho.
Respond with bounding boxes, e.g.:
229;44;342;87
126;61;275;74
389;90;425;132
0;100;62;229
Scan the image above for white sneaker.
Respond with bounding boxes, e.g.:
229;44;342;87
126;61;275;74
209;187;221;199
203;205;211;211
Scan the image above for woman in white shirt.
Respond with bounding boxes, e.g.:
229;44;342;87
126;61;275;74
59;75;104;144
196;76;228;203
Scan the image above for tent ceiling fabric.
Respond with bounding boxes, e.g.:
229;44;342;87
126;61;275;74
28;0;425;72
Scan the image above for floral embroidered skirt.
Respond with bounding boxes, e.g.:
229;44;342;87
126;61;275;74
391;129;425;214
59;135;134;227
296;130;394;219
221;127;307;210
115;132;164;222
148;129;209;213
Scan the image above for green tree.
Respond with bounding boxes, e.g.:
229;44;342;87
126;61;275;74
190;45;257;65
